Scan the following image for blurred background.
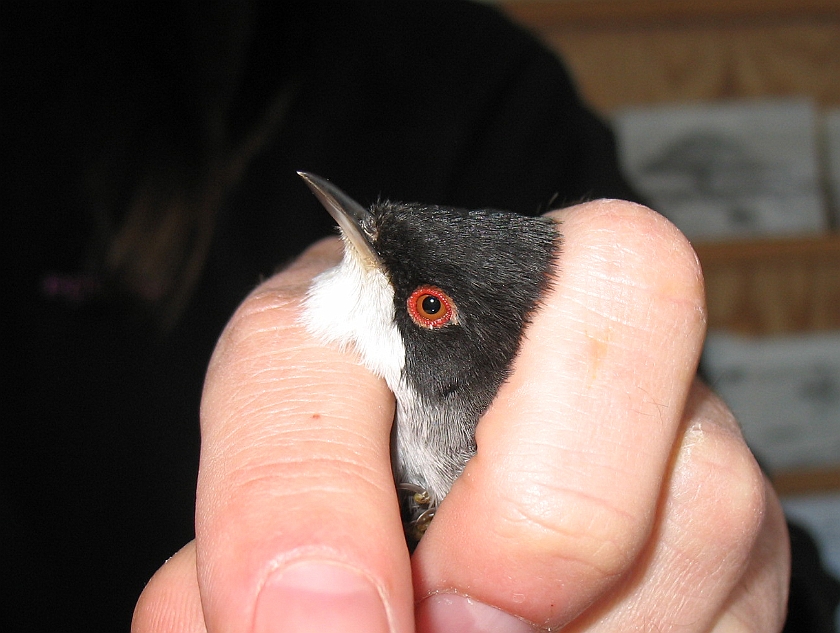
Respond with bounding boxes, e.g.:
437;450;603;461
497;0;840;627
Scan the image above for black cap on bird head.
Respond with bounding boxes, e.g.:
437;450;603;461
298;171;559;546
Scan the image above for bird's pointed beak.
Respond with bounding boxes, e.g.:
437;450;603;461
298;171;382;268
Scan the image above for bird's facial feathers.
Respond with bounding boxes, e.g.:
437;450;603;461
373;200;558;417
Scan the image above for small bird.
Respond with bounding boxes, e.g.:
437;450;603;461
299;172;559;546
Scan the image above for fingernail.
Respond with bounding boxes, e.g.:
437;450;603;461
253;562;391;633
416;593;535;633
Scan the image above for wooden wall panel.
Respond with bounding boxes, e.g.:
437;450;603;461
695;236;840;334
503;1;840;485
502;0;840;338
503;1;840;112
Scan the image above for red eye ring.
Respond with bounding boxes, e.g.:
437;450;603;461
407;286;456;329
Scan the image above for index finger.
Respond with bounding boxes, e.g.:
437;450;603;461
414;200;707;629
195;239;413;633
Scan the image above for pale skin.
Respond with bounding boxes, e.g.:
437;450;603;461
133;200;790;633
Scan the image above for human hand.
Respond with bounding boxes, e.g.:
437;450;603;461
133;200;790;632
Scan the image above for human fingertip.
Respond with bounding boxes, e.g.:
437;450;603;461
131;542;205;633
297;236;343;265
252;561;393;633
416;594;536;633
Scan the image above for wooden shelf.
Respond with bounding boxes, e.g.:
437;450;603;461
773;465;840;496
695;233;840;335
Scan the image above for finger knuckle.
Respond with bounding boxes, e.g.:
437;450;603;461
494;481;646;580
680;419;767;556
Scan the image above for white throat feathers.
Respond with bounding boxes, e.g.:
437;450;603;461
302;233;406;390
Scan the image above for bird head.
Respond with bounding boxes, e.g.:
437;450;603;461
298;172;559;541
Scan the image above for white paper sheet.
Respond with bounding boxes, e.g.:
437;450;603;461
614;99;826;240
783;493;840;581
824;109;840;227
703;330;840;471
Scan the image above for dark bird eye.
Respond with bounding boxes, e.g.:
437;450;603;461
407;286;456;329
